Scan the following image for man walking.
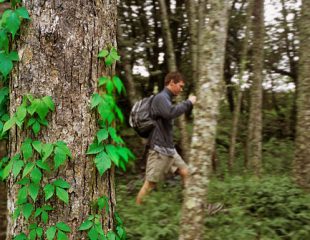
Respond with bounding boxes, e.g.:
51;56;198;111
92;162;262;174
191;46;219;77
136;72;196;204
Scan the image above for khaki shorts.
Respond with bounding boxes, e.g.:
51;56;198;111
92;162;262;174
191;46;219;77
145;149;188;183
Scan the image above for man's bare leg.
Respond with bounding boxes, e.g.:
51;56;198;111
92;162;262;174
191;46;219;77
177;167;189;185
136;180;156;205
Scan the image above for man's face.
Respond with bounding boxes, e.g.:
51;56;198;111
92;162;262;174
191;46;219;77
169;80;184;96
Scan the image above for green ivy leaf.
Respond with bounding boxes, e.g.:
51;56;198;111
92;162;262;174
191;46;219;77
98;49;109;58
78;220;93;231
46;226;56;240
110;47;120;61
42;143;54;161
41;210;49;224
0;53;13;77
21;138;33;160
114;106;124;123
53;178;70;189
37;117;48;126
34;208;43;218
22;162;35;178
88;227;98;240
28;183;40;202
43;184;55;201
112;76;124;95
2;159;13;180
36;99;49;120
22;203;34;220
57;230;69;240
94;224;105;237
15;7;30;20
13;207;21;220
17;177;30;186
91;93;103;109
55;141;72;158
27;99;39;115
94;151;111;176
56;187;69;204
26;117;36;127
32;121;41;135
106;80;114;94
106;231;117;240
13;233;27;240
16;105;27;123
56;222;71;233
32;140;42;154
86;142;105;155
105;145;120;167
42;96;55;111
0;30;9;53
36;227;43;238
30;166;42;184
5;11;21;39
8;51;19;61
105;54;114;66
36;159;51;172
97;129;109;143
98;76;110;87
54;146;67;169
98;196;109;212
12;160;24;178
2;116;16;133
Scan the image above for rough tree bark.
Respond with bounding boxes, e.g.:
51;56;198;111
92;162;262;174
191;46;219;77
245;0;265;176
179;0;229;239
293;0;310;189
7;1;117;239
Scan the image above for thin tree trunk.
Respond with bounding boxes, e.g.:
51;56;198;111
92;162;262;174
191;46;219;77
179;1;229;239
228;0;254;172
7;1;117;239
245;0;265;176
293;0;310;189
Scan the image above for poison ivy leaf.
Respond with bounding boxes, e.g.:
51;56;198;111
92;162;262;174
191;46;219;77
2;116;16;133
98;49;109;58
34;208;43;218
108;127;118;143
16;105;27;123
88;227;98;240
30;166;42;184
21;138;33;160
98;76;110;87
0;30;9;53
106;231;117;240
12;160;24;178
94;151;111;176
78;220;93;231
36;99;49;120
91;93;103;109
37;118;48;126
53;178;70;189
36;227;43;238
27;99;40;115
17;177;30;186
44;184;55;201
105;54;114;66
114;106;124;123
105;145;120;167
36;159;51;172
97;129;108;143
94;224;105;237
57;230;69;240
55;141;72;158
54;146;67;169
2;159;13;180
56;222;71;232
117;147;129;163
22;162;35;178
56;187;69;204
106;80;114;94
22;203;34;220
43;205;54;211
41;210;48;224
112;76;124;95
13;207;21;220
86;142;105;155
46;226;57;240
98;196;109;212
32;140;42;154
8;51;19;61
116;226;125;239
119;161;126;172
28;183;40;202
42;96;55;111
110;47;120;61
32;121;41;135
0;53;13;77
13;233;27;240
15;7;30;20
5;11;21;39
27;117;36;127
42;143;54;161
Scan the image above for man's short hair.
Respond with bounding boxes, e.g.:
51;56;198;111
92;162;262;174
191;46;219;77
164;72;185;86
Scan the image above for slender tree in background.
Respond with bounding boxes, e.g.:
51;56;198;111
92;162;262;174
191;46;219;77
245;0;265;176
228;0;254;172
179;0;229;239
293;0;310;189
6;1;117;238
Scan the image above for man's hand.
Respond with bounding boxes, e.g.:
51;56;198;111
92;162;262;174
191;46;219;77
188;95;197;104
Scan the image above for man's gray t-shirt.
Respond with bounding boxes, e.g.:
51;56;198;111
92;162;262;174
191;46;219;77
148;87;192;156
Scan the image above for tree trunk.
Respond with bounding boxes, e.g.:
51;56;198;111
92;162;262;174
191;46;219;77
7;1;117;239
293;0;310;189
245;0;264;176
228;0;254;172
179;0;229;239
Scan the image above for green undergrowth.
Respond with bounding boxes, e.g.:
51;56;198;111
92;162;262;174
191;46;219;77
116;175;310;240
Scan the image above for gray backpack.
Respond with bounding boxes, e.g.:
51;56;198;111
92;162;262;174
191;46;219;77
129;95;156;138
